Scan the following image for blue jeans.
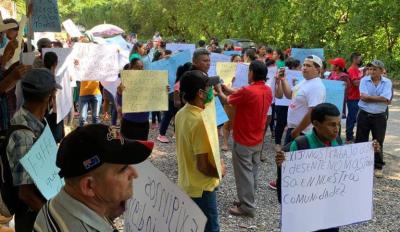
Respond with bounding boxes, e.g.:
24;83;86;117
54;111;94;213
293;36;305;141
79;94;102;127
345;100;359;141
192;190;220;232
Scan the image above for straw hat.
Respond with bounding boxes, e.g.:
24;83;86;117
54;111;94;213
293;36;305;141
0;13;17;32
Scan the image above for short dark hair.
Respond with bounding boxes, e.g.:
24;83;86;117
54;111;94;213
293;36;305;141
285;57;300;70
244;48;257;61
44;52;58;70
230;54;241;62
180;70;208;102
193;48;210;62
249;60;268;81
164;50;172;55
129;58;142;68
350;52;361;62
198;40;206;47
311;103;340;123
175;62;192;83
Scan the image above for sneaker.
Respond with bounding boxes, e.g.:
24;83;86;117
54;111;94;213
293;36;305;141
157;135;170;143
268;180;277;190
228;206;255;218
374;169;384;178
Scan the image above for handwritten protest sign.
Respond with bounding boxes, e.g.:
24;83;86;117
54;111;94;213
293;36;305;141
5;15;27;69
121;70;168;113
201;99;222;179
55;69;73;123
291;48;324;64
281;142;374;232
71;43;119;81
232;63;249;88
124;160;207;232
323;80;346;115
62;19;82;38
166;43;196;53
208;53;231;76
223;50;241;56
43;48;73;76
215;97;228;126
32;0;61;32
148;50;192;93
20;125;64;200
216;62;237;85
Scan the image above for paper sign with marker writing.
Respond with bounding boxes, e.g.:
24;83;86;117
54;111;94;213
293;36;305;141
72;43;119;81
201;99;222;179
124;160;206;232
32;0;61;32
208;53;231;76
43;48;73;77
121;70;168;113
55;69;73;124
281;142;374;232
148;50;192;93
166;43;196;53
62;19;82;38
215;97;228;126
232;63;249;88
291;48;324;64
216;62;237;85
322;80;345;115
20;125;64;200
5;15;27;69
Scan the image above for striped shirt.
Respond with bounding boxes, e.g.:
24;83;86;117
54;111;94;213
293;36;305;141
34;188;117;232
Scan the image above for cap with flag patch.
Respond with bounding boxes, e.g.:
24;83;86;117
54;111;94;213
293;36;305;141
57;124;154;178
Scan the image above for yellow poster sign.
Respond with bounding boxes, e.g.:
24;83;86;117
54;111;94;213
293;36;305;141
121;70;168;113
201;99;222;179
216;62;237;86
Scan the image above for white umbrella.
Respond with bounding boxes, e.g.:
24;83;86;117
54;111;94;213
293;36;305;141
90;24;124;38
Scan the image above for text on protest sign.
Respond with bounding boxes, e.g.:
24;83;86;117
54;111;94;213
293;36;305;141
72;43;120;82
148;50;192;93
124;160;207;232
32;0;61;32
291;48;324;64
20;125;64;200
281;142;374;232
121;70;168;113
232;63;249;88
208;53;231;76
323;79;346;116
166;43;196;53
201;99;223;179
216;62;237;85
62;19;82;38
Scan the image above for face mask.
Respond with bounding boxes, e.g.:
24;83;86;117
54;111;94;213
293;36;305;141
204;87;214;104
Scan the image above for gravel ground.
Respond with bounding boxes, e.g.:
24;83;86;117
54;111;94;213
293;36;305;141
114;124;400;232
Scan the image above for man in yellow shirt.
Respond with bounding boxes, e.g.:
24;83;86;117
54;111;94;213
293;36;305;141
78;81;102;126
175;70;225;232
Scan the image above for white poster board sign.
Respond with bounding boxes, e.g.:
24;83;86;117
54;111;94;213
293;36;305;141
232;63;249;88
124;160;207;232
62;19;82;38
281;142;374;232
71;43;120;81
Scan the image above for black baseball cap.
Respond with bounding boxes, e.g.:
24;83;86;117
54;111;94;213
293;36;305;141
57;124;154;178
22;68;62;95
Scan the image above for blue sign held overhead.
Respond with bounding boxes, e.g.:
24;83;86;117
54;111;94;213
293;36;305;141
32;0;62;32
223;51;242;56
166;43;196;54
291;48;324;64
148;50;192;93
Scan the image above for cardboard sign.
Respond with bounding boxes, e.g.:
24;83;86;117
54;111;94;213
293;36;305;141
208;53;231;76
121;70;168;113
20;125;64;200
291;48;324;64
281;142;374;232
124;160;207;232
216;62;237;85
148;50;192;93
232;63;249;88
62;19;82;38
72;43;120;81
166;43;196;53
323;79;346;115
32;0;61;32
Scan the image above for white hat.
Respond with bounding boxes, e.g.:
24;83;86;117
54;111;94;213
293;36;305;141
0;13;18;33
304;55;323;68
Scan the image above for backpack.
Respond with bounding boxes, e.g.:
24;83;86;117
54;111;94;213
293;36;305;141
277;135;343;203
0;124;32;217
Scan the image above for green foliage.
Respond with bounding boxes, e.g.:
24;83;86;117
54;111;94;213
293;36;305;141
54;0;400;78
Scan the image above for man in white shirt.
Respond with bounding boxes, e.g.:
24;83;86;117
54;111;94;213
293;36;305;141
275;55;326;145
